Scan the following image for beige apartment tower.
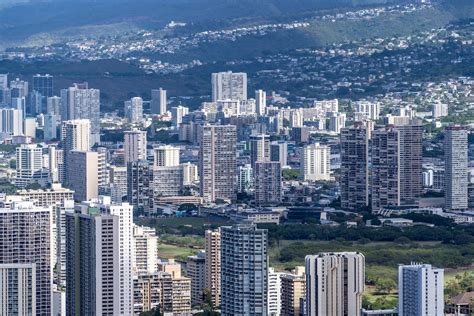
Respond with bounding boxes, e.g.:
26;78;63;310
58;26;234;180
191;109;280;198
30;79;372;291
204;229;221;307
305;252;365;316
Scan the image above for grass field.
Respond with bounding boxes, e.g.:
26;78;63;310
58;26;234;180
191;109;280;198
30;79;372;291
158;243;198;261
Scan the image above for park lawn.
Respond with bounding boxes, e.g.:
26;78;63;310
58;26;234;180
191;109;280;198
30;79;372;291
158;243;197;261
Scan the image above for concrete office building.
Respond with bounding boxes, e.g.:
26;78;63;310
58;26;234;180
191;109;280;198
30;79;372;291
255;161;282;205
153;145;180;167
67;151;98;201
109;166;128;203
305;252;365;316
61;119;91;183
220;224;268;316
204;229;221;307
0;202;52;316
211;71;247;101
181;162;198;185
199;125;237;202
444;126;468;210
124;129;147;164
398;264;444;316
340;124;369;210
301;143;331;181
47;96;61;117
0;108;23;135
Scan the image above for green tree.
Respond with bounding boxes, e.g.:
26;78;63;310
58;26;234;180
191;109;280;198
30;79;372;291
139;307;162;316
375;278;397;294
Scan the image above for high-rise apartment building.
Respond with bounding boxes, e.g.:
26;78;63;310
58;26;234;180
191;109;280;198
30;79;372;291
268;267;283;316
305;252;365;316
133;272;173;314
66;205;119;315
187;251;206;306
127;160;152;213
53;199;74;286
124;129;147;164
255;89;266;116
98;197;134;315
340;124;369;211
204;229;221;307
153;145;180;167
212;71;247;101
0;202;52;316
67;151;98;201
444;126;468;210
301;143;331;181
281;267;306;316
398;264;444;316
60;83;100;144
255;161;282;205
220;224;268;316
0;263;37;315
124;97;143;124
250;133;270;168
372;122;423;210
151;88;167;115
47;96;61;117
14;144;49;188
16;182;74;208
133;224;158;274
109;165;128;203
199;125;237;202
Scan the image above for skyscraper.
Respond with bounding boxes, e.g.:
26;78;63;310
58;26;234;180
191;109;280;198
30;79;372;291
153;145;180;167
0;108;23;135
220;224;268;316
340;124;369;211
212;71;247;101
444;126;468;210
255;89;266;116
199;125;237;202
151;88;167;115
124;97;143;124
372;122;423;210
66;204;119;315
32;74;53;113
98;197;134;315
301;143;331;181
0;202;52;316
305;252;365;316
67;151;99;201
250;133;270;168
127;160;152;214
398;264;444;316
255;161;282;205
204;229;221;307
60;83;100;144
124;129;147;164
281;268;306;316
267;267;283;316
